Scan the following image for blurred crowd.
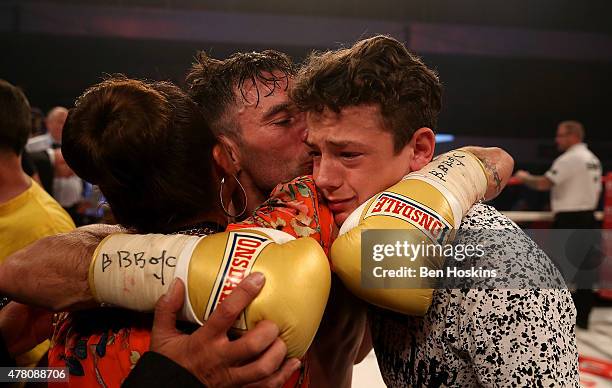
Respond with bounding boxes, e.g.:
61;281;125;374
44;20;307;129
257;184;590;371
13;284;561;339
21;105;107;227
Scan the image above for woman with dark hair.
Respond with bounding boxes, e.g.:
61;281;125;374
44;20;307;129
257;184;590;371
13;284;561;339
48;77;227;386
61;76;233;234
47;76;333;388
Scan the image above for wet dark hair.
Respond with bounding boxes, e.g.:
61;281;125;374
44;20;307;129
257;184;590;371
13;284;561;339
185;50;295;140
62;76;217;233
291;35;442;152
0;79;31;155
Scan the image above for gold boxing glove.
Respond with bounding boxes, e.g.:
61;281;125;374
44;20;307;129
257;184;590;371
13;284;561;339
89;228;331;358
330;150;488;315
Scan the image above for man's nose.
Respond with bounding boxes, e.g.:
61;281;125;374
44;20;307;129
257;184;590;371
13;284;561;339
314;156;342;193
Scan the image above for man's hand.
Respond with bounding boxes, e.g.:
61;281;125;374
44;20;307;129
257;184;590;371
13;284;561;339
461;146;514;200
512;170;553;191
0;302;53;357
513;169;531;182
0;224;122;311
151;273;301;388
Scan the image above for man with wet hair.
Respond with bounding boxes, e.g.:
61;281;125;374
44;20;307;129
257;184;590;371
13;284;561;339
186;50;312;213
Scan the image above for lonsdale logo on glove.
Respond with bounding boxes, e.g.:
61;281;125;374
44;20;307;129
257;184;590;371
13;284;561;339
365;192;452;244
204;232;272;329
89;228;331;358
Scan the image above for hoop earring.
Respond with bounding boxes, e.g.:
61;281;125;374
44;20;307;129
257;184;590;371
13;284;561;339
219;174;248;218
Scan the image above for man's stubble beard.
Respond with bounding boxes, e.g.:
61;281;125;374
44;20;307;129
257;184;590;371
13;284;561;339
240;146;312;196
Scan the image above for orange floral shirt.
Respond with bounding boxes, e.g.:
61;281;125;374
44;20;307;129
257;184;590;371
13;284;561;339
227;175;334;255
49;175;333;388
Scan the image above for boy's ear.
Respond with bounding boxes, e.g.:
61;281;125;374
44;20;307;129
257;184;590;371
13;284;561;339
407;127;435;171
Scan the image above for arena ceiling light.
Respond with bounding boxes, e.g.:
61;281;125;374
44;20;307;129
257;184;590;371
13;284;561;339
435;133;455;143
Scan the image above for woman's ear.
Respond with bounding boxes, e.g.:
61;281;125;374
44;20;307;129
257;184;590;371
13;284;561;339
407;127;436;171
213;136;240;176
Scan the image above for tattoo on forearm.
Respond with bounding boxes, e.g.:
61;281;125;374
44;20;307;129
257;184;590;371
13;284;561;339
480;157;502;195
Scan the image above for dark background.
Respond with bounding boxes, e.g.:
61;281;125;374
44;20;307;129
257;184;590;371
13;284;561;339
2;0;611;210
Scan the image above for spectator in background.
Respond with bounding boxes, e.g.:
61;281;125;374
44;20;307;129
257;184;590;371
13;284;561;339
44;106;86;225
20;150;39;182
30;107;45;137
514;120;602;329
0;79;75;366
20;108;46;186
46;106;68;148
25;107;61;194
26;148;54;194
0;82;75;261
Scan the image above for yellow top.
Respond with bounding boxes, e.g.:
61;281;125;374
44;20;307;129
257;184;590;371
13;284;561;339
0;180;75;263
0;180;75;367
0;181;75;264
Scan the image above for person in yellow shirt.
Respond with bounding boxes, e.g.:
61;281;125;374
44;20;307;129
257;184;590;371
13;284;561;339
0;181;75;262
0;79;75;366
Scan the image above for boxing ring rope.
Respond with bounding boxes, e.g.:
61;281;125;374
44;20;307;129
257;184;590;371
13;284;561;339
502;173;611;225
503;172;612;301
502;211;604;223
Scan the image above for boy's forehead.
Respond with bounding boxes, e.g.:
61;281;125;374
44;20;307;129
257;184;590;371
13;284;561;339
306;105;391;144
307;104;385;124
